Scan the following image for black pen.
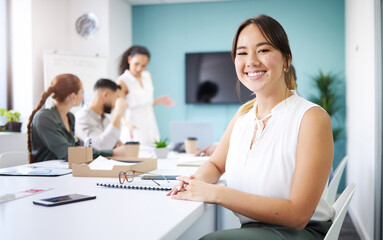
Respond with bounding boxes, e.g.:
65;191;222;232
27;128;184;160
152;179;160;186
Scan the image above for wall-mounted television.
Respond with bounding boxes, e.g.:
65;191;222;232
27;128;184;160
185;51;254;104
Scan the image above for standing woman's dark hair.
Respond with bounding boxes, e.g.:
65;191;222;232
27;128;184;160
118;45;151;75
27;74;82;163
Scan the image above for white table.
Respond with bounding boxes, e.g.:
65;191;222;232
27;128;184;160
0;157;216;240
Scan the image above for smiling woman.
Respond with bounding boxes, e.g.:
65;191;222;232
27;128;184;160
169;15;334;240
232;16;297;117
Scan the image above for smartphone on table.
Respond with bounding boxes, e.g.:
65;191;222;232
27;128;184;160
33;194;96;207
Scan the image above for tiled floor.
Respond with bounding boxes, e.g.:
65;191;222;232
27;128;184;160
339;212;360;240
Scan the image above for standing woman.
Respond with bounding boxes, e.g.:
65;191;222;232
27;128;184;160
27;74;130;163
169;15;334;239
117;46;175;146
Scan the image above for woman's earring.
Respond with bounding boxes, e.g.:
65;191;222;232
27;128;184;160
284;68;288;72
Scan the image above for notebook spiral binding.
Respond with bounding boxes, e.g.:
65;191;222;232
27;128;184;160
97;183;172;191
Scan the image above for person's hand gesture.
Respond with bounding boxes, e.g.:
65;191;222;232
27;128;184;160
155;95;175;107
195;145;217;156
168;176;217;203
114;98;129;116
121;117;138;139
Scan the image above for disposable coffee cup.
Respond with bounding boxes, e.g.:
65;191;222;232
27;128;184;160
184;137;198;154
125;141;140;158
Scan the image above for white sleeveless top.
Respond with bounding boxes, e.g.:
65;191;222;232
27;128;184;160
119;70;160;146
225;92;335;224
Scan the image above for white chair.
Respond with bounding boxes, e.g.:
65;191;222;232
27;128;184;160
324;182;356;240
0;151;29;168
324;156;348;205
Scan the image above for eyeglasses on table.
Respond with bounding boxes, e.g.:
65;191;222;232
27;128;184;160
118;170;170;186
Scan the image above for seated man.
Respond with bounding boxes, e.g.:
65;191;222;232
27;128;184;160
75;79;128;150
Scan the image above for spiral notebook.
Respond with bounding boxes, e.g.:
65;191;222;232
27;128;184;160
97;180;175;191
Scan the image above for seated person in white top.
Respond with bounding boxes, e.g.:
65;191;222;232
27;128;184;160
75;79;128;150
169;15;334;239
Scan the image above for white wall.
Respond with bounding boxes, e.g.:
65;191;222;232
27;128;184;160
345;0;381;239
31;0;69;109
10;0;132;134
109;0;132;79
68;0;110;57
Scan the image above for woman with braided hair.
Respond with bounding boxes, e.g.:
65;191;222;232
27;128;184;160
27;74;131;163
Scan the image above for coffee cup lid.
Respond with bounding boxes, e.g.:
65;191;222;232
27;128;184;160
187;137;197;140
125;141;140;145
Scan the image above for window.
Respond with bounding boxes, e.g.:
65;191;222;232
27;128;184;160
0;0;11;109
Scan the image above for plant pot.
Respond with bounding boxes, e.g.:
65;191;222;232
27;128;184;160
5;122;22;132
154;147;169;159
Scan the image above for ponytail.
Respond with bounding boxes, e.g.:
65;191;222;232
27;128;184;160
27;86;55;163
284;65;296;91
27;73;81;163
238;98;257;116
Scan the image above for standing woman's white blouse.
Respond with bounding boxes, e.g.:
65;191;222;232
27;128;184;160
119;69;160;146
225;92;335;224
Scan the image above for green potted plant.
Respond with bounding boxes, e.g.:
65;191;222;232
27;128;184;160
309;71;341;142
4;109;22;132
153;138;169;158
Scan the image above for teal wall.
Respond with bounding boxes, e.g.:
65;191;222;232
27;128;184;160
132;0;346;190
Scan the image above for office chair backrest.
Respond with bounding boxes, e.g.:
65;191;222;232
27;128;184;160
326;156;348;205
323;182;356;240
0;151;29;168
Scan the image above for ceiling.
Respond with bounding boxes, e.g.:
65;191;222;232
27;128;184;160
124;0;233;5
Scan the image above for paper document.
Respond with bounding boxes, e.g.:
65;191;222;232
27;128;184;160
88;156;136;170
0;165;72;176
177;156;210;166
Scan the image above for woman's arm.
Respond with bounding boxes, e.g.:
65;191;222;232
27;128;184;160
195;145;217;156
193;111;239;183
173;107;333;230
168;111;239;196
117;79;129;95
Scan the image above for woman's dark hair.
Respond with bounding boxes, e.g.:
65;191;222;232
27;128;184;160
27;74;82;163
231;14;296;90
118;45;151;75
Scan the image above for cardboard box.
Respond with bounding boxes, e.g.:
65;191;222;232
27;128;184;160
68;147;93;169
72;157;157;178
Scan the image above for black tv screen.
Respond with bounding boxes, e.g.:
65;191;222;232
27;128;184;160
185;51;254;104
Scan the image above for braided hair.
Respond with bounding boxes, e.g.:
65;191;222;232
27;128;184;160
27;74;81;163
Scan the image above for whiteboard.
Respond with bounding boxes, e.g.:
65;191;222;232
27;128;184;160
43;51;108;113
